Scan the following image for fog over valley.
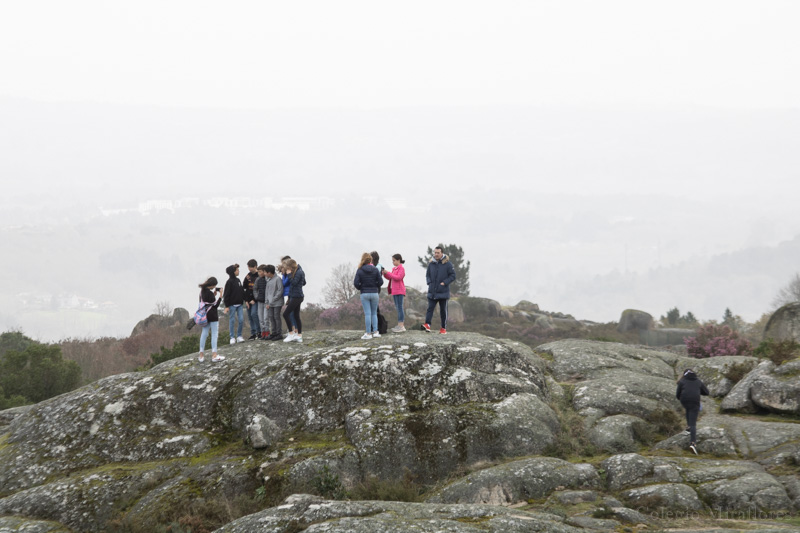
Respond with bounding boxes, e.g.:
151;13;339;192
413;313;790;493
2;100;799;341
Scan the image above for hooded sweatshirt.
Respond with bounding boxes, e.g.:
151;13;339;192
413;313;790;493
223;265;244;307
676;371;710;405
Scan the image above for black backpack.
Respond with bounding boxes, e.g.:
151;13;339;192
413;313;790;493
377;308;388;335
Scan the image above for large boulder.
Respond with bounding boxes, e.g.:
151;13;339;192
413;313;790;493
763;302;800;342
216;494;583;533
536;339;675;382
427;457;600;505
588;414;650;453
721;360;800;415
617;309;653;333
0;331;561;531
130;307;189;336
458;296;504;320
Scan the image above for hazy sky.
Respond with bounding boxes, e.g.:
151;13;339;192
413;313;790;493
2;1;800;340
2;1;799;110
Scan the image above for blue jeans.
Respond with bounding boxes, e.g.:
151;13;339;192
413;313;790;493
393;294;405;322
248;303;260;335
200;321;219;353
228;304;244;338
361;293;379;333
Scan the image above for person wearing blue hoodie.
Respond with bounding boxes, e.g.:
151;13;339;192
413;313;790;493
676;368;710;454
423;246;456;334
354;252;384;340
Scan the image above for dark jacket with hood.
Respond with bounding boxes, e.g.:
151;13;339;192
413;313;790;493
243;270;258;303
676;371;710;406
254;276;267;303
223;265;244;307
425;254;457;300
354;264;383;293
200;288;222;323
287;265;306;299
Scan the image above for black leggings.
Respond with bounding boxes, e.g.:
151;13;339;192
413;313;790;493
683;401;700;443
284;297;304;333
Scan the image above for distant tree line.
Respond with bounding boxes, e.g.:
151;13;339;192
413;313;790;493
0;331;82;409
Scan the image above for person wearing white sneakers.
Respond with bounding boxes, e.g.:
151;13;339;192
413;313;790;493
354;252;383;340
383;253;407;333
197;277;226;363
282;259;306;343
223;264;246;344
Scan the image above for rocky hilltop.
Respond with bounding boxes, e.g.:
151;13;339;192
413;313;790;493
0;331;798;532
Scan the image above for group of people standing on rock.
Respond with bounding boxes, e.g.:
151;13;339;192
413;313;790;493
353;247;456;339
194;246;456;361
195;256;306;362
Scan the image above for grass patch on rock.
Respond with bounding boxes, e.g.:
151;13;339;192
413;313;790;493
542;384;599;459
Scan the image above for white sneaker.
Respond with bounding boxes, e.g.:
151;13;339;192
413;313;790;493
391;325;406;333
212;354;225;362
372;332;381;338
283;333;296;342
198;353;205;362
293;335;303;343
230;338;236;345
361;333;372;340
237;336;245;343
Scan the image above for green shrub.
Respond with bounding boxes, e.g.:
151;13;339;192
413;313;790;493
348;471;425;502
754;338;800;366
311;465;347;500
722;362;753;382
150;335;206;367
0;341;81;406
543;384;599;459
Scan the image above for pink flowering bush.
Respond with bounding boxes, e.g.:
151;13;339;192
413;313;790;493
685;324;753;358
318;297;397;327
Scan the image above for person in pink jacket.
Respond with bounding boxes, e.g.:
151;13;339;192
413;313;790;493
383;253;407;332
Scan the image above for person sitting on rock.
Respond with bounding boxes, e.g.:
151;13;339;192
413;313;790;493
676;368;709;454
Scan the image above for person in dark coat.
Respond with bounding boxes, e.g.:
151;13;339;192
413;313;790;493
676;368;709;454
354;252;383;339
223;264;245;344
423;246;456;334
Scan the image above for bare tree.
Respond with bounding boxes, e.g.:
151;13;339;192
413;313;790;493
322;263;358;307
772;273;800;309
153;300;173;317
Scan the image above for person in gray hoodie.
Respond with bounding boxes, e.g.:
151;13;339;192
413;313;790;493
254;265;269;340
264;264;285;340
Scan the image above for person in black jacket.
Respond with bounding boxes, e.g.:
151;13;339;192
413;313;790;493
423;246;456;334
198;277;225;363
243;259;260;340
676;368;709;454
223;264;245;344
354;252;383;340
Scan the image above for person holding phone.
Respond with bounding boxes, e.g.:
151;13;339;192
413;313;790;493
197;276;225;363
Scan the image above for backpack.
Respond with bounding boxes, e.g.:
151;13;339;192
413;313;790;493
188;301;212;329
377;309;388;335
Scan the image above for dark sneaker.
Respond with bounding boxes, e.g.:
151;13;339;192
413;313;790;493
422;323;431;332
248;334;258;340
689;443;698;455
683;427;690;435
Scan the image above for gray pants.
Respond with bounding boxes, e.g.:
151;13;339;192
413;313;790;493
268;305;282;336
258;302;269;333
